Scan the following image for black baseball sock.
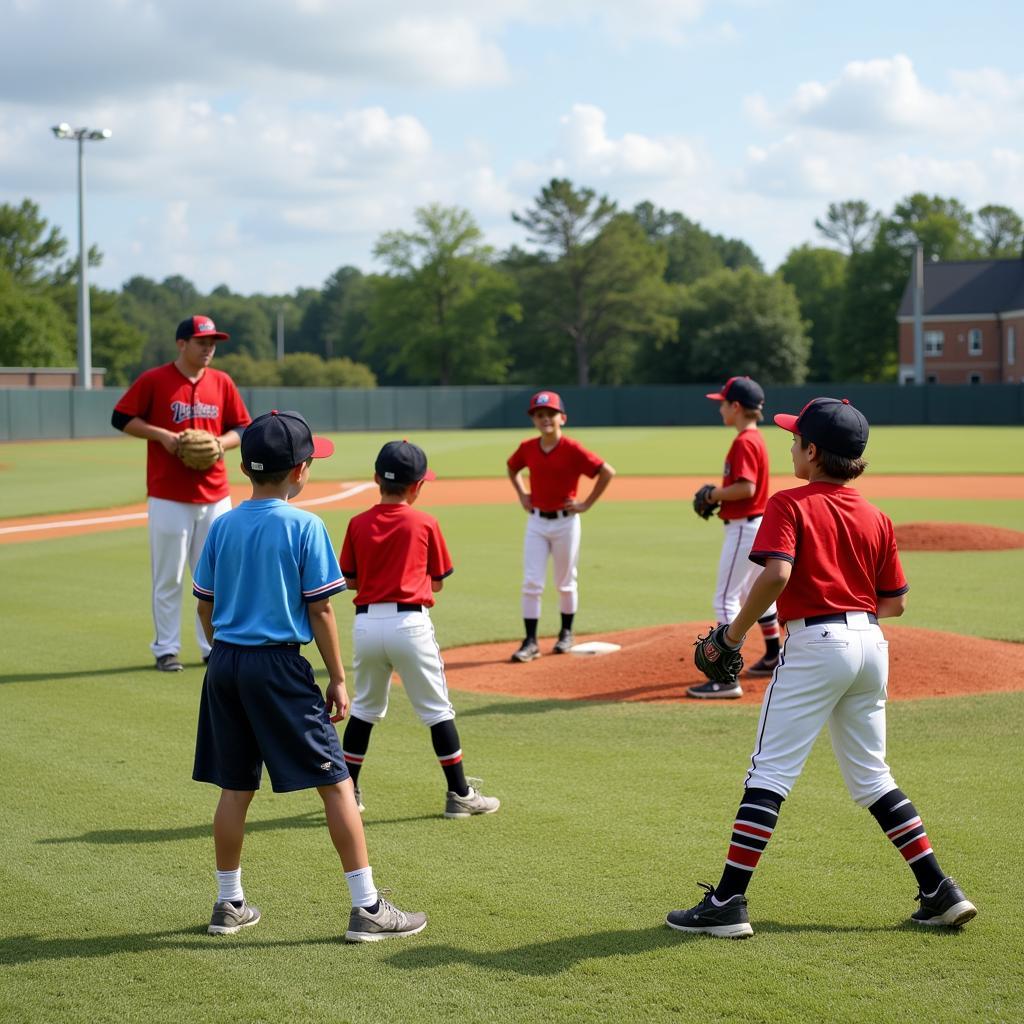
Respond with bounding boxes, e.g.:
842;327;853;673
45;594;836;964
560;613;574;634
341;716;374;785
714;788;783;901
524;618;538;643
868;788;945;893
430;719;469;795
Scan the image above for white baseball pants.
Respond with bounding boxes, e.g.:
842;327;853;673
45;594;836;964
714;517;777;625
520;511;581;620
350;605;455;727
744;612;898;807
148;495;231;659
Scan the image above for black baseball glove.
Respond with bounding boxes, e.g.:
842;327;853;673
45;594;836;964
693;624;744;684
692;483;719;520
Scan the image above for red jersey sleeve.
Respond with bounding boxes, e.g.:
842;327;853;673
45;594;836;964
573;442;605;478
114;371;154;419
749;493;797;565
728;434;760;483
507;441;530;473
875;515;909;597
221;378;251;432
427;520;454;580
339;523;358;580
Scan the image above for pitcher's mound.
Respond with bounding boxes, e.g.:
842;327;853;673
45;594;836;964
895;522;1024;551
441;622;1024;705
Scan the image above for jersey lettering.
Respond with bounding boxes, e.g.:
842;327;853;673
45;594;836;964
171;399;220;423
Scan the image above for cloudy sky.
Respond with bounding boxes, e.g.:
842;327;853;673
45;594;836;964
2;0;1022;295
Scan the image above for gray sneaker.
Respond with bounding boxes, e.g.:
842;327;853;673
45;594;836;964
207;899;261;935
511;639;540;663
444;779;500;819
553;629;574;654
156;653;184;672
345;892;427;942
911;877;977;927
353;783;365;813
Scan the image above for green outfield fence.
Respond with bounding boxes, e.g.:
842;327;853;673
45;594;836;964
1;383;1023;441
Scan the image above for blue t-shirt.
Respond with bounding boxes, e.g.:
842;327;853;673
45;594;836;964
193;499;346;645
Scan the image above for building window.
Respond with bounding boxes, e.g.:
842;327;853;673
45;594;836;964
923;330;944;356
926;374;938;384
968;373;983;384
968;328;983;355
1009;325;1017;366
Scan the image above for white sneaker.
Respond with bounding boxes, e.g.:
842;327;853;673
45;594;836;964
444;780;500;818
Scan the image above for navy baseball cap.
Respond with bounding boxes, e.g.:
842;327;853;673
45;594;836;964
242;410;334;472
705;376;765;409
176;315;229;341
375;440;436;485
774;398;869;458
528;390;565;415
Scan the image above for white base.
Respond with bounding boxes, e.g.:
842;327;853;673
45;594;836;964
568;640;622;656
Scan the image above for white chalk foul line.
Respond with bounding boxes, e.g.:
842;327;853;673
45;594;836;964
0;482;377;537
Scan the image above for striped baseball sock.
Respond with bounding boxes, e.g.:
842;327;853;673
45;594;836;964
430;719;469;796
868;788;945;892
713;788;783;902
758;615;781;658
341;716;375;785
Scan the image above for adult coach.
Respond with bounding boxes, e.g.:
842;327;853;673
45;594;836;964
112;315;251;672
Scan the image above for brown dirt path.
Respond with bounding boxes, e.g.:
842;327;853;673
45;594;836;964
436;622;1024;705
3;474;1023;544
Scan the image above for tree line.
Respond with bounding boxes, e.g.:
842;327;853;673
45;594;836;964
2;186;1021;387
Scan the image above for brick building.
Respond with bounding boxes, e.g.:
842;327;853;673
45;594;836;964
896;259;1023;384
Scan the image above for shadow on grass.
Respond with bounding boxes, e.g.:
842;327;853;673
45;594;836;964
457;698;603;718
39;810;438;846
0;665;159;685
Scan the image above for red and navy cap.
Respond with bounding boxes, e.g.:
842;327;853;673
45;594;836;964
176;315;229;341
705;376;764;409
774;397;869;458
375;440;436;485
528;390;565;415
241;410;334;472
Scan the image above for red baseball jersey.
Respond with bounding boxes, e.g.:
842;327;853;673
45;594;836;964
719;428;769;520
114;363;251;504
507;436;604;512
749;482;909;622
339;503;454;607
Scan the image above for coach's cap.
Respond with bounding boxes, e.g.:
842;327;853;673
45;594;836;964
375;440;436;486
241;410;334;472
176;315;229;341
705;376;764;409
774;397;869;458
528;390;565;415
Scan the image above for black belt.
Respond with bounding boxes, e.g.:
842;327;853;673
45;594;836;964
355;603;423;614
533;509;571;519
803;612;878;626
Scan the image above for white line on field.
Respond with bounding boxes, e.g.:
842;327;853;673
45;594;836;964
0;482;377;536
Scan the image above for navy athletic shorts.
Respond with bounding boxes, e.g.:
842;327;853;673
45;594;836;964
193;641;349;793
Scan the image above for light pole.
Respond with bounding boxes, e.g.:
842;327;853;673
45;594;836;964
52;122;111;390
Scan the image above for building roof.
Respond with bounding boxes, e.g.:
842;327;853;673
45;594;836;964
897;258;1024;318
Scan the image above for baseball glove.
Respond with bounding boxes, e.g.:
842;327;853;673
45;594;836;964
693;624;744;684
176;428;223;471
692;483;719;520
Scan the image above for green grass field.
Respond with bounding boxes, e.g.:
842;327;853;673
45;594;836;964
1;428;1022;1024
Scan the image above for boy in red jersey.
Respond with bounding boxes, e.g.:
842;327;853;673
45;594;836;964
507;390;616;662
339;441;500;819
667;398;976;938
687;376;780;700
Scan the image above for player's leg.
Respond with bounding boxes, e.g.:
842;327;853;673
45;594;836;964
187;496;231;661
549;515;581;653
513;516;548;661
829;622;976;927
388;611;500;817
147;497;191;668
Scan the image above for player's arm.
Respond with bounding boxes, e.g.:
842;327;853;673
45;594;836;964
876;594;908;618
724;558;791;646
197;599;214;647
507;465;532;512
217;428;243;452
308;597;349;722
343;575;358;592
567;462;616;513
711;479;756;503
118;415;180;455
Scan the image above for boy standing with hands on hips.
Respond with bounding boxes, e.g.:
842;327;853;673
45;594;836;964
192;411;427;942
687;376;781;699
668;398;976;938
507;391;616;662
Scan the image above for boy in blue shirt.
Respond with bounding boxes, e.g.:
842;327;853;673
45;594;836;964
192;410;426;942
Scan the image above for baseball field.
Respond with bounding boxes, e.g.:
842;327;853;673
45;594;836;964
2;425;1022;1024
